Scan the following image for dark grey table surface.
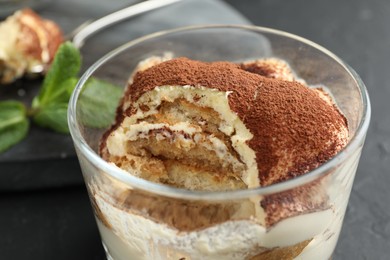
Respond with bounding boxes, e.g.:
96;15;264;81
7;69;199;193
0;0;389;259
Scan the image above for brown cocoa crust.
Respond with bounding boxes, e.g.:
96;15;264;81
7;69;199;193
115;58;348;186
261;175;330;226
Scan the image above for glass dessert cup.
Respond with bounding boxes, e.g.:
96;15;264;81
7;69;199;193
68;25;371;260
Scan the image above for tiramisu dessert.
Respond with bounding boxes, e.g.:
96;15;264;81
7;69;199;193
91;55;356;259
0;8;63;84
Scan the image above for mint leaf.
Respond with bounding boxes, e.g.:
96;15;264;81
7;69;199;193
31;42;81;133
33;103;69;133
31;84;76;133
45;77;78;104
34;42;81;108
0;101;29;153
79;78;122;128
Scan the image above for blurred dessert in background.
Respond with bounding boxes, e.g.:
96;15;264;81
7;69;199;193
0;8;63;84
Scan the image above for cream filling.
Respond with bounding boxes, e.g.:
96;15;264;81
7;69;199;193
117;85;258;188
107;121;244;173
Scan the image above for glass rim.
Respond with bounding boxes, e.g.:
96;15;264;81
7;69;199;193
68;24;371;201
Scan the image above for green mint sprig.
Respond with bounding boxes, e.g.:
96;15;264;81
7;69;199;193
32;42;81;133
0;42;122;153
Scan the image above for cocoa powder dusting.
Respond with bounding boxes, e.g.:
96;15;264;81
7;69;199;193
119;58;348;186
240;63;276;78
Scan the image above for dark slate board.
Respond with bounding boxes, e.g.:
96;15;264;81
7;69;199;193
0;0;249;190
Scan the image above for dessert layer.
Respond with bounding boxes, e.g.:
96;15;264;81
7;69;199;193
101;85;258;191
92;179;335;260
110;57;348;187
91;146;362;260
